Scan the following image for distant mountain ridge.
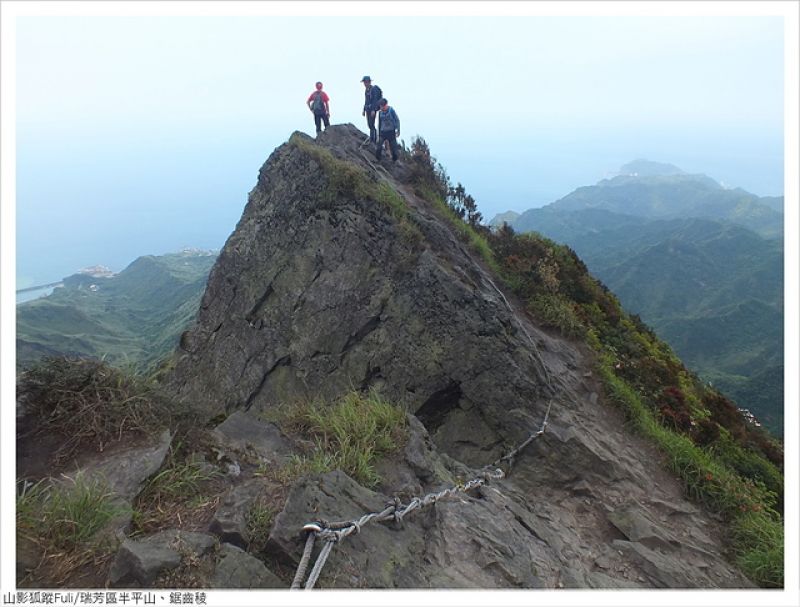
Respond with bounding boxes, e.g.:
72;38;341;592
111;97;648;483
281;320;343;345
509;160;782;238
492;161;784;434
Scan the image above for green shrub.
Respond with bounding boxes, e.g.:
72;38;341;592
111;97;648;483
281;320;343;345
527;293;586;338
708;428;783;503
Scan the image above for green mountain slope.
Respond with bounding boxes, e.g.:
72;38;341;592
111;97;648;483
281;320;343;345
497;164;784;435
595;220;782;318
17;251;217;371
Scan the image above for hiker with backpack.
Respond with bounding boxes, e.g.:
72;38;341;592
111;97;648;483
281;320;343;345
361;76;382;143
375;98;400;162
307;82;330;135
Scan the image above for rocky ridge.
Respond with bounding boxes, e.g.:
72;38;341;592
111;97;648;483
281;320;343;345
161;124;752;588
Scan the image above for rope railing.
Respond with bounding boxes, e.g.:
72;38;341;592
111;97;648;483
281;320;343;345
290;399;553;590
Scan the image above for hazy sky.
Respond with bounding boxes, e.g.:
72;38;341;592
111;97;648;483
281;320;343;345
12;10;786;286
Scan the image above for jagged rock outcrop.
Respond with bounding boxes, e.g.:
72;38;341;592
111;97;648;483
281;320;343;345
168;124;752;588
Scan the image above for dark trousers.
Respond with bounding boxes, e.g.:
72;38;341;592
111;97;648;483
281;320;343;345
314;112;330;133
376;130;398;161
366;111;377;142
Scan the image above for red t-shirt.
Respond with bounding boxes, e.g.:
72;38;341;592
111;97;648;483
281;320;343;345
307;91;330;103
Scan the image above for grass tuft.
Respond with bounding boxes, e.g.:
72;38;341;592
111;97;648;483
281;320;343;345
17;475;124;552
278;390;408;487
131;442;221;534
730;511;784;588
245;499;276;553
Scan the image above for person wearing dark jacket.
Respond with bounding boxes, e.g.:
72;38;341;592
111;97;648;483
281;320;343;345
307;81;330;134
376;98;400;162
361;76;382;143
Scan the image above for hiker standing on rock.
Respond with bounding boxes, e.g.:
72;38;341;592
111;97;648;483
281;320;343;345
307;81;330;135
376;98;400;162
361;76;383;143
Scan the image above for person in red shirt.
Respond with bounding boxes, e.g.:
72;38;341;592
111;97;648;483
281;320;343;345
307;82;330;135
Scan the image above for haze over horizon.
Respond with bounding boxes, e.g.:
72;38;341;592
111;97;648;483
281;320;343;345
13;13;785;287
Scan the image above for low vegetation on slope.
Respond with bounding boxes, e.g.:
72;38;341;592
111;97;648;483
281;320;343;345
404;137;784;587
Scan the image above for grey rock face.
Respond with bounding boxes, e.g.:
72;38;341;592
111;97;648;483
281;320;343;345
108;538;182;587
141;529;218;558
167;124;754;588
169;126;550;453
210;544;286;589
108;529;286;589
73;429;173;502
209;478;266;548
212;410;294;465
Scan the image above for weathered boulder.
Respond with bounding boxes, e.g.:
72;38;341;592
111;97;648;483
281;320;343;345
108;538;182;587
71;429;173;502
57;429;173;545
211;410;294;466
169;126;551;456
108;529;217;588
210;544;286;589
209;478;267;548
142;529;218;557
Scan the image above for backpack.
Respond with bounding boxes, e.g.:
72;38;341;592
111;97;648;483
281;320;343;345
367;85;382;110
311;91;326;114
380;107;397;132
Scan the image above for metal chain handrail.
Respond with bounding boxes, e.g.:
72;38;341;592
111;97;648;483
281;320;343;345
290;399;553;590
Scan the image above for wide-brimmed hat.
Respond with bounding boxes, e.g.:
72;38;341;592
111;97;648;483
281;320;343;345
360;75;371;82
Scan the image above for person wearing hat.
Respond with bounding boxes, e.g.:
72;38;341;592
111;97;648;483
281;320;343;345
307;81;331;135
376;98;400;162
360;76;383;143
